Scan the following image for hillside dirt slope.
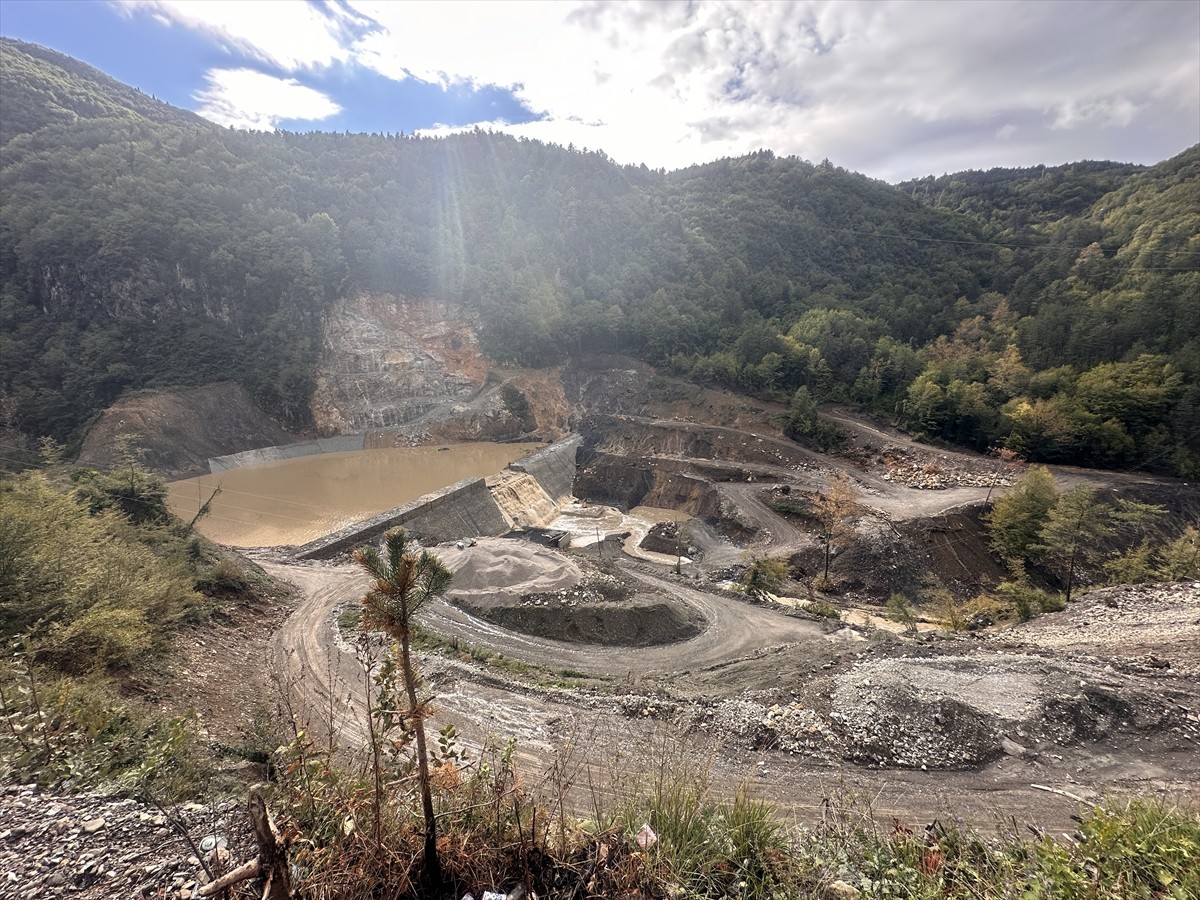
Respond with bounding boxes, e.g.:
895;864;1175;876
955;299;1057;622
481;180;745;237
76;382;296;479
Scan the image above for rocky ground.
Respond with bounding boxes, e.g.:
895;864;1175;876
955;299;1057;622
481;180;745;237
0;786;254;900
6;581;1195;898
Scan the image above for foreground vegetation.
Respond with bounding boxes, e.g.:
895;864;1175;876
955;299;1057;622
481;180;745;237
265;692;1200;899
0;447;267;798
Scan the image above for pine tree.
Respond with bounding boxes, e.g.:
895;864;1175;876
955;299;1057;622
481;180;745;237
353;528;452;890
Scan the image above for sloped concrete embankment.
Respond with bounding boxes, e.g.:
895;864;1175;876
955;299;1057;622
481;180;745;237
293;434;581;559
209;434;364;472
508;434;582;501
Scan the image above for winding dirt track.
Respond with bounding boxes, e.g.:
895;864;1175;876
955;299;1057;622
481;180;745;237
261;560;1194;832
265;555;824;751
260;409;1190;830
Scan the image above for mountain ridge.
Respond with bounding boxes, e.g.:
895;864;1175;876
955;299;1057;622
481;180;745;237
1;38;1196;476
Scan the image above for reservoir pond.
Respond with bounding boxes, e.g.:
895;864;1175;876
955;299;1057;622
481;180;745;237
167;442;544;547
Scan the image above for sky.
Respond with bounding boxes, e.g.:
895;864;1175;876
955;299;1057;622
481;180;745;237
2;0;1197;182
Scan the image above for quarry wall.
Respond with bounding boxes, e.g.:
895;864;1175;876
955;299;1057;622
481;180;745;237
291;433;581;559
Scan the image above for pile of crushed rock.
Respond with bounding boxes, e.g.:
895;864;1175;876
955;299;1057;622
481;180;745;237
880;463;1015;490
439;538;582;602
1009;582;1200;677
669;586;1200;771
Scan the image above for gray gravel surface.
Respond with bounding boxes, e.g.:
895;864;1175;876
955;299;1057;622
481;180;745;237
0;786;253;900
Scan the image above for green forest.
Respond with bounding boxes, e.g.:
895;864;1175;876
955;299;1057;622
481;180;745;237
2;38;1198;475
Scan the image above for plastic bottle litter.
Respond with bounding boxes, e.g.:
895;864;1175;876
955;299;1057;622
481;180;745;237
636;822;657;848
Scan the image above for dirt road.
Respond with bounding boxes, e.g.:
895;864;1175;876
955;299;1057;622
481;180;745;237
258;403;1198;834
261;541;1200;836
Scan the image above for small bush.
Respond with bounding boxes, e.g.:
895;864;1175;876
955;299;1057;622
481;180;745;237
997;579;1050;622
613;762;796;898
886;593;918;633
0;661;202;799
195;559;250;594
337;606;362;634
793;795;1200;899
808;600;842;620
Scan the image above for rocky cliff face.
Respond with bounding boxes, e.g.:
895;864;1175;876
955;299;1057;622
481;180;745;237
311;294;492;433
310;294;575;444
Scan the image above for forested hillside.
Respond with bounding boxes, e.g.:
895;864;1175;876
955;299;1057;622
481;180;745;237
2;38;1197;474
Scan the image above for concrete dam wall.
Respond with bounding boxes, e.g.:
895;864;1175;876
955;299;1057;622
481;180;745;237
293;477;509;560
294;434;580;560
507;434;582;501
209;435;364;473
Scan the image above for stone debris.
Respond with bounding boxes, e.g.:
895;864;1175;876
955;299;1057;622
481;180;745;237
880;463;1014;490
0;786;252;900
826;644;1198;770
676;585;1200;772
683;696;841;760
1010;582;1200;678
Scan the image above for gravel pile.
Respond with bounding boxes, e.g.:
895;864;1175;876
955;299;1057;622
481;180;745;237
881;464;1015;490
0;786;254;900
1011;582;1200;677
827;643;1199;770
684;697;840;759
830;652;1043;768
440;538;583;599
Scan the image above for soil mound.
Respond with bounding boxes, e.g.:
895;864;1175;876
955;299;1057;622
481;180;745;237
437;537;706;647
438;537;582;596
1011;582;1200;677
829;645;1194;769
78;382;295;479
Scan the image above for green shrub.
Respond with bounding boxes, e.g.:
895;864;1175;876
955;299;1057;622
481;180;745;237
0;472;203;672
195;559;250;593
808;601;842;620
886;593;917;633
0;661;202;799
612;757;795;898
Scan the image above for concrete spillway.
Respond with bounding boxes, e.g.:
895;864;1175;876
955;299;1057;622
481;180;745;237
293;434;582;559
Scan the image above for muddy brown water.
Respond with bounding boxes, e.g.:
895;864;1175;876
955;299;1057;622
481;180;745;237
167;443;543;547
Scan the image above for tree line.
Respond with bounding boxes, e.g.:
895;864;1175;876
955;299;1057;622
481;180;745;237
1;38;1197;475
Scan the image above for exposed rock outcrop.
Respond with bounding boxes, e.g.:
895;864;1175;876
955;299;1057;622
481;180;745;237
311;294;497;434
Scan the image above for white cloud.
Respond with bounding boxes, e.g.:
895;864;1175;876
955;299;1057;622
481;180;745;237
121;0;1200;180
194;68;341;130
343;0;1199;179
116;0;361;70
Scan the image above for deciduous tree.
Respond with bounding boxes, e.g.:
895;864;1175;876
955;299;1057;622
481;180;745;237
812;470;859;584
986;465;1057;564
